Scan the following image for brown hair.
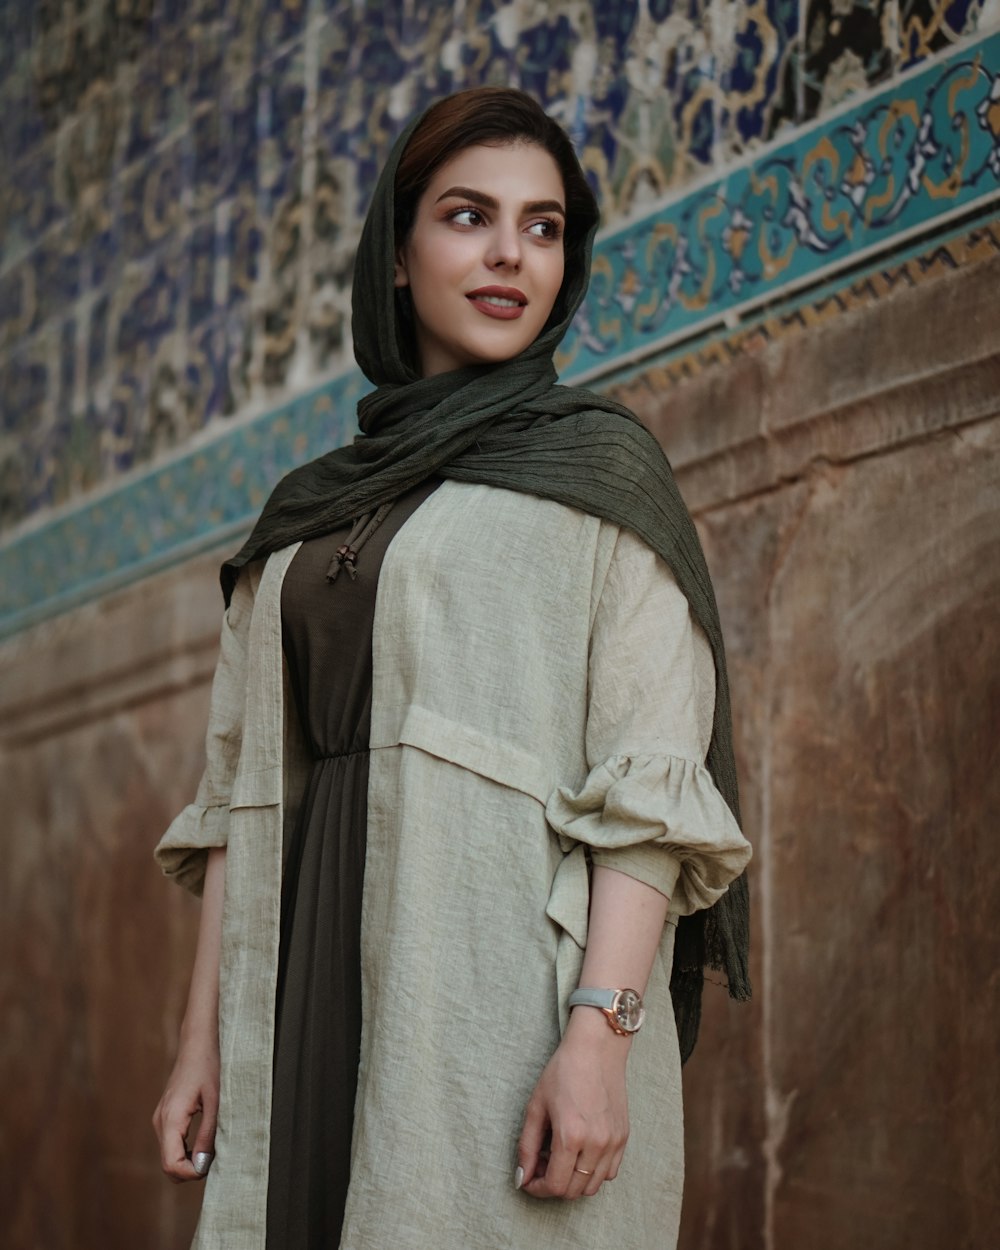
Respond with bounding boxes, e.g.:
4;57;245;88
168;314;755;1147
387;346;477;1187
394;87;598;308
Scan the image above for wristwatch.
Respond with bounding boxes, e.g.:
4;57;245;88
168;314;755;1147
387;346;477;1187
567;987;646;1035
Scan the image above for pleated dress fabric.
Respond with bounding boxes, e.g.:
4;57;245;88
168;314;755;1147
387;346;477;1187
265;478;441;1248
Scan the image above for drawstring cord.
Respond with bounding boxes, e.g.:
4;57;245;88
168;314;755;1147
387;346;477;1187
325;501;396;583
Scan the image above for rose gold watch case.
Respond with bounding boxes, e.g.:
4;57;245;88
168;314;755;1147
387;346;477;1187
605;987;646;1035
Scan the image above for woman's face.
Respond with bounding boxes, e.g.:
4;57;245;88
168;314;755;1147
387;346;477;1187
394;142;567;377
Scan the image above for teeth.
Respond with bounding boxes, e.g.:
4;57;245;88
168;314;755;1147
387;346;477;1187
475;295;521;307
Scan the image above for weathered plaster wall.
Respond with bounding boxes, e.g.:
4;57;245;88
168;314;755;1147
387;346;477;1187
0;548;226;1248
630;240;1000;1250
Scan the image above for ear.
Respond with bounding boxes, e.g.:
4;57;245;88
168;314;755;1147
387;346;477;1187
393;245;409;289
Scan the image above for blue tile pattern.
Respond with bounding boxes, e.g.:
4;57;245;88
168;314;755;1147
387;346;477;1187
2;374;366;631
1;4;999;635
803;0;990;113
3;31;999;637
556;34;1000;377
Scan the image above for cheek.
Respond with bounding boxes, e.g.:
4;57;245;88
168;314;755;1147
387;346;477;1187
408;238;476;304
551;258;566;302
537;253;565;318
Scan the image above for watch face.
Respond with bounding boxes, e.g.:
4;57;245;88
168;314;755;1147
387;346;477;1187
613;989;645;1033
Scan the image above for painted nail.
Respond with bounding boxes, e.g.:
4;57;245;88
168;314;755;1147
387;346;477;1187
514;1165;524;1190
193;1152;213;1176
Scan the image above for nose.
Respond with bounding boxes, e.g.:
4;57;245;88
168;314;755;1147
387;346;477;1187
484;218;522;271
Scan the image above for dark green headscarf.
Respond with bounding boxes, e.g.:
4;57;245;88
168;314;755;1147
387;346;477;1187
223;105;750;1061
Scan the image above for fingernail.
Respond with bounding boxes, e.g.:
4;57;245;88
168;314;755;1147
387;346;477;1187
514;1165;524;1190
193;1152;213;1176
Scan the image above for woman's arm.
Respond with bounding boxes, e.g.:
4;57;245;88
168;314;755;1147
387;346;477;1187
518;528;750;1201
152;845;226;1183
516;864;669;1200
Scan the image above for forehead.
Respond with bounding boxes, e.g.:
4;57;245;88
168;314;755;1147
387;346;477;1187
421;142;565;207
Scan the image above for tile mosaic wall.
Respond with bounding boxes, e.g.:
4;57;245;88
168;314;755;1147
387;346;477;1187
557;32;1000;378
1;1;998;634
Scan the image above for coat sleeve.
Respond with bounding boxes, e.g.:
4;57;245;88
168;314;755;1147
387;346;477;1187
153;569;254;896
545;526;751;915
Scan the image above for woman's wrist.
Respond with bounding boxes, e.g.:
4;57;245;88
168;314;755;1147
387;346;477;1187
564;1003;633;1053
178;1012;219;1053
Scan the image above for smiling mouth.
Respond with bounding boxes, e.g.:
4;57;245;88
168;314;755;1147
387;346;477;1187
469;294;523;308
465;288;528;320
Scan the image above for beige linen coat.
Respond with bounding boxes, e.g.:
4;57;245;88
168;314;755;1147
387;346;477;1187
156;481;751;1250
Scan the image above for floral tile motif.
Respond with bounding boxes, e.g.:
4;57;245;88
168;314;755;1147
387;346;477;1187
306;151;353;374
120;141;186;261
0;372;367;628
124;29;191;162
58;315;76;411
114;246;184;366
255;0;308;62
0;343;48;439
188;220;218;329
0;268;28;357
557;35;1000;376
720;0;801;150
32;225;82;329
186;311;238;425
226;191;263;307
31;1;147;134
0;144;61;269
5;331;56;516
47;408;103;514
88;291;110;392
900;2;989;68
803;0;897;119
58;78;123;248
0;63;47;163
188;69;260;219
0;1;33;86
258;45;306;212
189;5;230;107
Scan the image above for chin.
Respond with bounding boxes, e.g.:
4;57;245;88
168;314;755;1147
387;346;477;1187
466;331;538;365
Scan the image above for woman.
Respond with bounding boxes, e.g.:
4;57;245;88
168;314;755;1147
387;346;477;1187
153;87;752;1250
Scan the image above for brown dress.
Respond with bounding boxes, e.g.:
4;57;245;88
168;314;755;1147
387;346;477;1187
266;479;440;1248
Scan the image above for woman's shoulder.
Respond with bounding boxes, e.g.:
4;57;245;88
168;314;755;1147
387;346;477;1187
225;542;303;619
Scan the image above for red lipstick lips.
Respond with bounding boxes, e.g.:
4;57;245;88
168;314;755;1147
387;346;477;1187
466;285;528;320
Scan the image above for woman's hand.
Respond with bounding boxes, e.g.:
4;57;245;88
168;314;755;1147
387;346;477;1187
154;846;226;1184
516;1006;630;1199
152;1036;220;1183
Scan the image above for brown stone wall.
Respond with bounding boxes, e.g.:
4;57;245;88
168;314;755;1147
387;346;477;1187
0;552;227;1249
655;250;1000;1250
1;248;998;1248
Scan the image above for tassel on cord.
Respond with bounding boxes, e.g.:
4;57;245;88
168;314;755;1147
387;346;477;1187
325;502;396;583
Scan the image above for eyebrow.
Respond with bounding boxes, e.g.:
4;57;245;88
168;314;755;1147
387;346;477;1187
434;185;566;216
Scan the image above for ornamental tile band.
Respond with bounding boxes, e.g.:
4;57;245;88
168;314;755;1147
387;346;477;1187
2;28;999;638
555;32;1000;377
5;0;991;529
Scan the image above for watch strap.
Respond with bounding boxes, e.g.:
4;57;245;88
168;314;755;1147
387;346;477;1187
568;986;645;1035
568;987;618;1012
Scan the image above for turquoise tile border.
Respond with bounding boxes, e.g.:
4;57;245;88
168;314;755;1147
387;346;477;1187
554;30;1000;377
1;376;369;636
3;32;999;639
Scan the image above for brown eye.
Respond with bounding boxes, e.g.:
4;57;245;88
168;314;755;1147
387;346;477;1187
527;218;563;240
449;207;485;227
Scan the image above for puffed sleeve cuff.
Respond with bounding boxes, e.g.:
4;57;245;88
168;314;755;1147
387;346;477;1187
545;754;752;916
153;802;230;897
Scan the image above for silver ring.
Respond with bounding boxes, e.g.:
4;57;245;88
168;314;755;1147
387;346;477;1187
574;1167;593;1176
